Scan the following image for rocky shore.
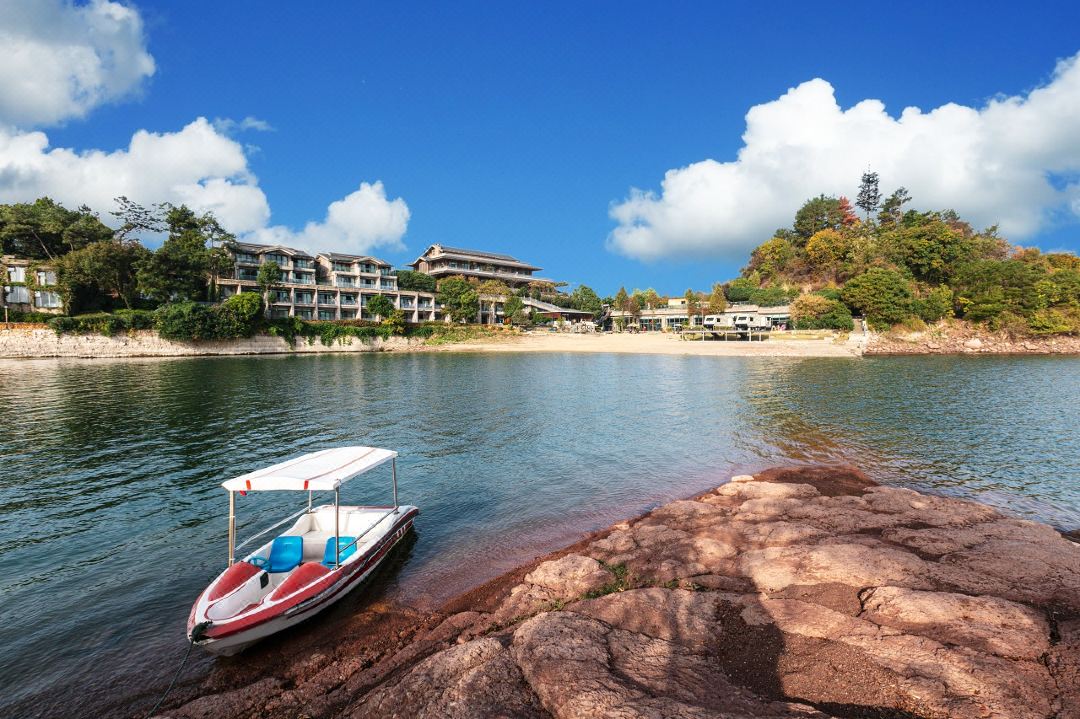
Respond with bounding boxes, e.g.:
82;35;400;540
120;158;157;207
149;466;1080;719
866;321;1080;355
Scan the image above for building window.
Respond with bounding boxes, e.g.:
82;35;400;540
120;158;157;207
272;290;291;303
238;269;258;281
379;281;395;290
294;292;314;305
318;293;336;305
35;270;57;286
270;308;290;319
336;278;356;288
294;259;314;269
296;308;314;320
332;261;353;272
7;266;26;283
340;294;357;306
318;309;336;320
34;290;62;308
235;252;258;264
6;285;30;303
341;310;357;319
264;253;289;266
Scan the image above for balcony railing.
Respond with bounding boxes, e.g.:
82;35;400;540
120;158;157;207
317;296;337;305
336;279;356;288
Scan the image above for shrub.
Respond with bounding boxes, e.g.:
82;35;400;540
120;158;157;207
48;310;155;336
1027;307;1080;335
154;302;218;341
790;294;854;331
213;293;263;338
747;286;796;307
841;268;914;330
912;286;955;323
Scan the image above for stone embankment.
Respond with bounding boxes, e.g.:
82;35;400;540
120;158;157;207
0;326;421;358
157;466;1080;719
866;321;1080;355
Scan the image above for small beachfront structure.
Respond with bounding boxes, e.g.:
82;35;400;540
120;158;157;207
609;303;791;332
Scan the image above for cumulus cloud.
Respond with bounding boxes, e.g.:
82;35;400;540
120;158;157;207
251;182;410;256
608;53;1080;261
0;117;269;232
0;0;156;126
0;119;411;254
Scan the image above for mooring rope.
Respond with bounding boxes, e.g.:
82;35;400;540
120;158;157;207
144;621;211;719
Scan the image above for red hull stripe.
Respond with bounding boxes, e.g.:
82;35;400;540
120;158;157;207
198;508;418;640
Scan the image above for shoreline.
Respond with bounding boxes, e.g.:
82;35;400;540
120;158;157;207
4;324;1080;360
139;465;1080;719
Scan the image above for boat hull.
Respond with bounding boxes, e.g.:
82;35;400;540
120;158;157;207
190;508;417;655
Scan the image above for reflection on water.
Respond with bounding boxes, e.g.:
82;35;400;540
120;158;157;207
0;352;1077;718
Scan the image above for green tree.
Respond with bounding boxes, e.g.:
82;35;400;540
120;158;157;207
256;261;283;305
382;308;407;334
883;217;973;284
793;195;847;240
503;295;527;325
437;276;480;323
366;294;396;320
570;284;603;319
55;239;150;313
0;198;113;259
395;270;437;292
725;277;756;302
683;289;701;329
856;171;881;221
841;268;914;329
137;205;227;302
878;187;912;226
640;288;663;309
213;292;264;337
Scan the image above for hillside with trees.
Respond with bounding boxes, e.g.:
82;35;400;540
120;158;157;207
735;172;1080;334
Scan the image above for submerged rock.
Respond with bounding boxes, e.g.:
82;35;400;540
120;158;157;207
162;466;1080;719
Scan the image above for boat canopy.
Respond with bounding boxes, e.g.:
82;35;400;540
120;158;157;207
222;447;397;492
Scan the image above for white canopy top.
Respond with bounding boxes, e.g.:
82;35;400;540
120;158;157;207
222;446;397;492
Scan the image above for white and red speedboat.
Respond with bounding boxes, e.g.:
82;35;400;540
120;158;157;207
188;446;419;655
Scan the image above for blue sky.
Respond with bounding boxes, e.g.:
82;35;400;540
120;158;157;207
4;1;1080;296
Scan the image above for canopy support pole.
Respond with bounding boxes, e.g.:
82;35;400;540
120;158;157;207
392;458;398;510
308;490;312;513
227;491;236;566
334;488;340;568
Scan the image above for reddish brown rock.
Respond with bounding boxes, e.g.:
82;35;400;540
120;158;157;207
158;467;1080;719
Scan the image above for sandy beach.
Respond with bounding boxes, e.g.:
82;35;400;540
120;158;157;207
431;330;864;357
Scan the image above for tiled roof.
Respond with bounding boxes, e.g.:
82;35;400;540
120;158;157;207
233;241;313;258
317;252;390;265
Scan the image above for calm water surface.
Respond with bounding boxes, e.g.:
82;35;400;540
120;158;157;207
1;352;1078;717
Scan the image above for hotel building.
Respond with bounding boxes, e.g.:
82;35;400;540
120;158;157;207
408;244;547;289
217;242;438;322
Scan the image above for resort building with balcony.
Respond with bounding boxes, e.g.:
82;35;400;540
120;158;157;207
217;242;437;322
2;255;63;314
408;244;546;289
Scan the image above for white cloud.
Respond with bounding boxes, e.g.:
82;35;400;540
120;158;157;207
0;118;410;254
251;182;411;257
212;116;274;135
608;52;1080;261
0;117;269;232
0;0;156;126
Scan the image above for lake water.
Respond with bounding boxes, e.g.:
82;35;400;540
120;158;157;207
1;352;1078;717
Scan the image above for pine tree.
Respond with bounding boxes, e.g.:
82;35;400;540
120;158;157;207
856;171;881;221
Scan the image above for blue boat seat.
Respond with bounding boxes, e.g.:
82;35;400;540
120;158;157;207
323;536;357;567
268;536;303;573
